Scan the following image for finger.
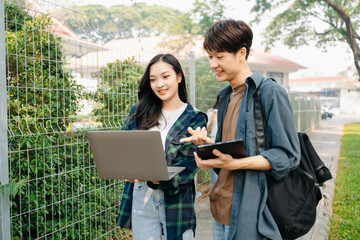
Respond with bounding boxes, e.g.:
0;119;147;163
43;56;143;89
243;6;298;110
194;152;211;170
194;152;204;167
200;127;208;142
187;127;195;135
194;152;201;163
180;136;192;143
212;149;225;158
193;127;202;142
180;127;197;143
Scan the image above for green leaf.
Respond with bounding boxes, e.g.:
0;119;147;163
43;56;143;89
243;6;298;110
0;182;22;198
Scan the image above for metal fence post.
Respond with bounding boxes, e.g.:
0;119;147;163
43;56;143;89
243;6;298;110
0;0;11;239
188;51;199;208
189;51;196;107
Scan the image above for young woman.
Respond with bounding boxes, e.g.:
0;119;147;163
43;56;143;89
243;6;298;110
117;54;207;240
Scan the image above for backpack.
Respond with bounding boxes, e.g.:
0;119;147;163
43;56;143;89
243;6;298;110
253;78;332;240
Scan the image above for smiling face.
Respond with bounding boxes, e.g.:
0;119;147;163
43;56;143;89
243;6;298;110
149;60;182;106
207;50;243;83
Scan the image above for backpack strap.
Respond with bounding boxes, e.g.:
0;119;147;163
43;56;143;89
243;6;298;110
253;78;276;152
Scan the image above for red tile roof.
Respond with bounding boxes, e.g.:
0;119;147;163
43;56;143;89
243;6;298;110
248;51;305;68
290;76;343;83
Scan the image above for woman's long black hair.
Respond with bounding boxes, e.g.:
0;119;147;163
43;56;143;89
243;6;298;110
212;94;220;109
135;54;188;129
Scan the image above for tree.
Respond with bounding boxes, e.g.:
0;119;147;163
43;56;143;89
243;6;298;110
189;0;226;35
91;58;143;126
250;0;360;80
53;3;187;42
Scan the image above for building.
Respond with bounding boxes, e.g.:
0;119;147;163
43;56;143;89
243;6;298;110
290;76;360;114
248;51;305;90
70;35;305;90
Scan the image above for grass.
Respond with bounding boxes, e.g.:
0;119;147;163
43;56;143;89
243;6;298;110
329;122;360;239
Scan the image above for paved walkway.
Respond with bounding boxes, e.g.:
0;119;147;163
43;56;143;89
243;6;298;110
194;115;360;240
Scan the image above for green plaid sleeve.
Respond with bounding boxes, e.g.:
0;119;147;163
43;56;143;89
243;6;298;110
147;111;207;194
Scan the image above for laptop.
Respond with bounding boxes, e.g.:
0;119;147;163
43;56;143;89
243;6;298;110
87;130;186;180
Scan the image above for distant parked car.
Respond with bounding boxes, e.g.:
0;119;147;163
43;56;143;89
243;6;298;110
321;108;333;119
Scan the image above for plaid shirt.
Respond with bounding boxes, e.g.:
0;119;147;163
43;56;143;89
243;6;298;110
117;103;207;240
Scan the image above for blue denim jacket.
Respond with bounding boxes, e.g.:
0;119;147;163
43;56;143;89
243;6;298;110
215;72;300;240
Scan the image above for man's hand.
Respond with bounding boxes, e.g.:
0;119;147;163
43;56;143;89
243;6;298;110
180;127;212;145
194;149;235;170
195;151;273;171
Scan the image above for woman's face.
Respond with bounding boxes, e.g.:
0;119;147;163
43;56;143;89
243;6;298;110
149;61;182;105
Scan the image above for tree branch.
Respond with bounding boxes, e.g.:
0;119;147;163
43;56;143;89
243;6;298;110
313;29;331;36
321;0;360;79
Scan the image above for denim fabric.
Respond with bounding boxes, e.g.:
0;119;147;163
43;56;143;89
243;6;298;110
212;219;230;240
132;182;166;239
118;104;207;239
210;169;229;240
132;182;194;240
214;72;300;240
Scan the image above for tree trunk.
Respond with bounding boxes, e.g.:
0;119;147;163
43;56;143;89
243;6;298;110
322;0;360;80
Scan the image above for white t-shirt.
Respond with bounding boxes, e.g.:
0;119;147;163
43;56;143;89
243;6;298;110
206;108;218;142
149;103;188;150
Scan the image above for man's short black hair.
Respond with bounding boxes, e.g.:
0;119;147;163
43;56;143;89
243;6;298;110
203;19;253;59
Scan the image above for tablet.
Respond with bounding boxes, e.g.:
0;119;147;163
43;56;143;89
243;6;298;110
196;139;247;160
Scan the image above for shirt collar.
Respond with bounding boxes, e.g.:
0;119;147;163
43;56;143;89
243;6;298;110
245;71;264;90
218;71;264;98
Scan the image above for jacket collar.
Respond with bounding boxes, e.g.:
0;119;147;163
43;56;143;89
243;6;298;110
164;103;199;152
167;103;197;137
246;71;265;90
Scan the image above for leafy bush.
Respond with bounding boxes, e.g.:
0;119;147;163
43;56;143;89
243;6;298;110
91;58;143;127
5;1;128;239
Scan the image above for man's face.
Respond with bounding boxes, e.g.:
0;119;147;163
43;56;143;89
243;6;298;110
207;50;242;83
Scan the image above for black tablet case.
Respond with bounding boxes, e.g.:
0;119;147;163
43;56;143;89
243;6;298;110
196;139;247;160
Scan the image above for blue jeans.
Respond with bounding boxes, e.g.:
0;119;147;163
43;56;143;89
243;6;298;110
132;182;193;240
210;169;230;240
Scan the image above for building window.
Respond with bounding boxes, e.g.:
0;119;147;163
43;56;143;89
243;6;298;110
267;72;284;85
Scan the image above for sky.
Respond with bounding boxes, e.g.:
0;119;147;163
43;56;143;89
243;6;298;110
71;0;354;79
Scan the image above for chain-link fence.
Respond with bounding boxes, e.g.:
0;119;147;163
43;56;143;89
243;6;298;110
1;0;321;239
289;92;321;133
2;0;138;239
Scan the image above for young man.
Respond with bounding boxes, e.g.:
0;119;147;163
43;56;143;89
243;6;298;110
181;19;300;240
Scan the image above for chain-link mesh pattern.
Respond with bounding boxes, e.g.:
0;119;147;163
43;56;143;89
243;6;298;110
2;1;321;239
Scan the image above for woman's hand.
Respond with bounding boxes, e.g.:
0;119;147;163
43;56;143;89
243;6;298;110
125;179;160;184
180;127;212;145
124;179;144;182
